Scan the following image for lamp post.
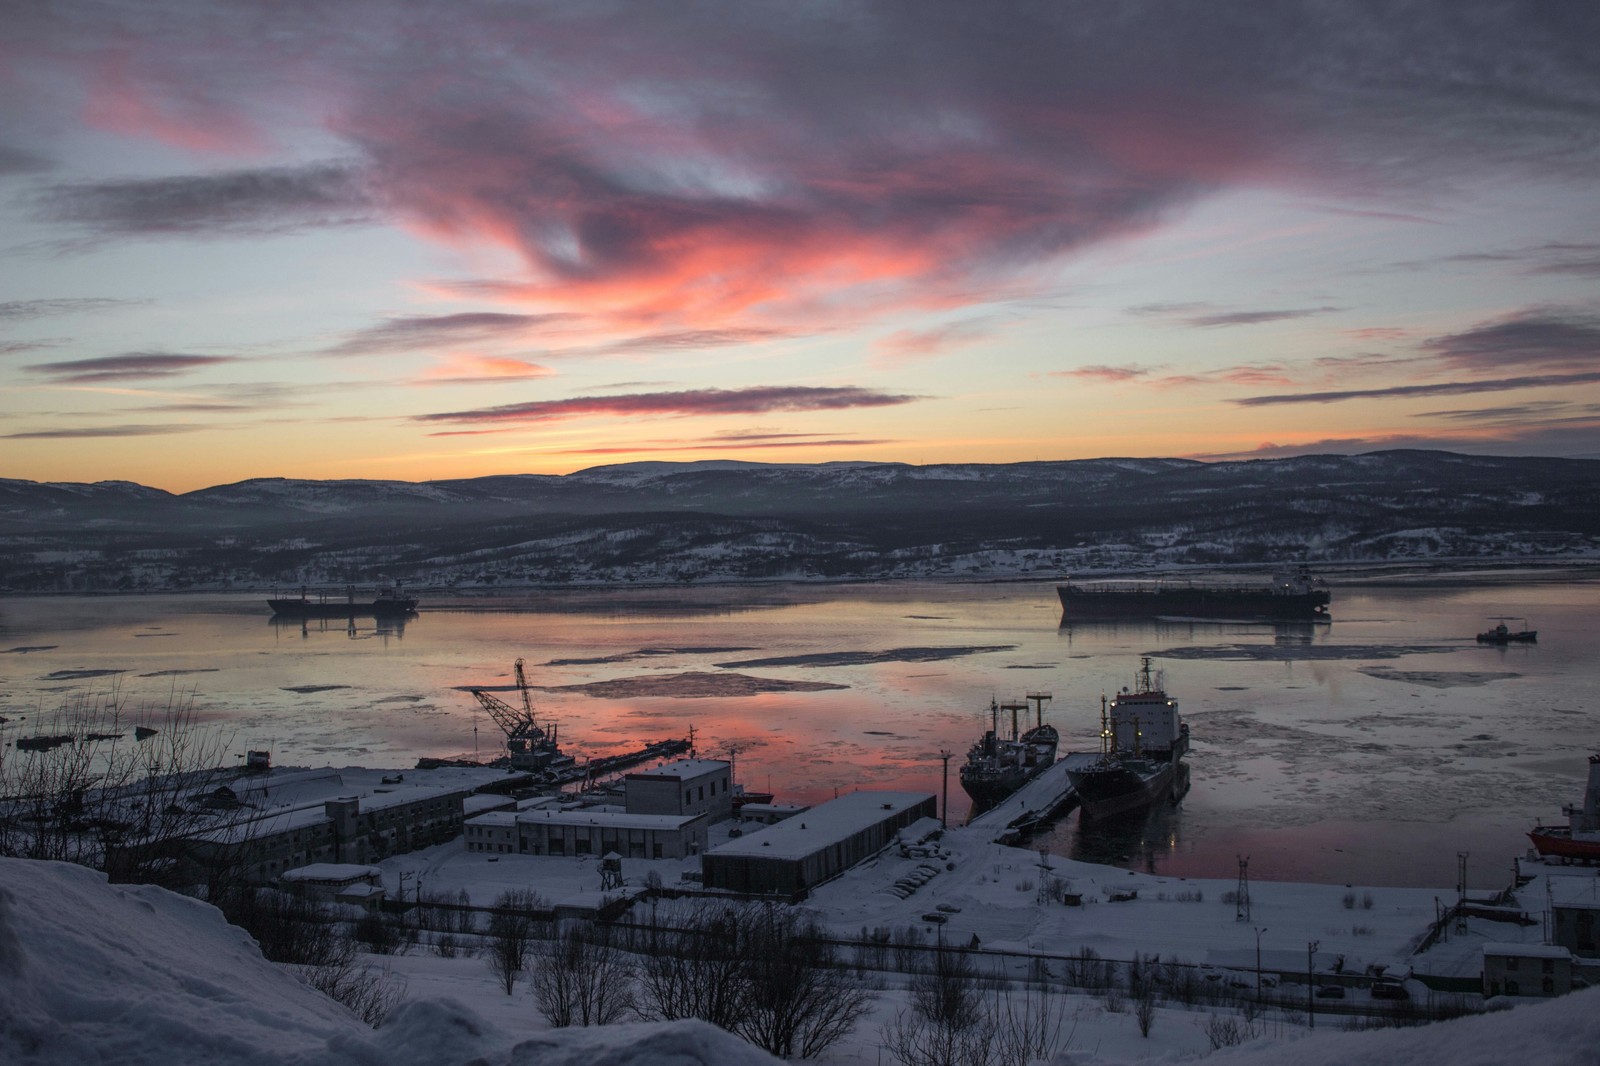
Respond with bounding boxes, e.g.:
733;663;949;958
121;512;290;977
1255;926;1268;1002
1307;939;1319;1029
939;749;953;828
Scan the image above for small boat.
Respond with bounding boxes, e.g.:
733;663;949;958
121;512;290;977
1528;753;1600;861
1476;617;1536;644
268;582;417;617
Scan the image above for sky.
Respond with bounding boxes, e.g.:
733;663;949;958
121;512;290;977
2;1;1599;493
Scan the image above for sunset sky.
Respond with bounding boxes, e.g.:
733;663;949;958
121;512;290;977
3;2;1599;492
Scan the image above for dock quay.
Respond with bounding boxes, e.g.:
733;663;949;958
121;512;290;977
966;751;1097;844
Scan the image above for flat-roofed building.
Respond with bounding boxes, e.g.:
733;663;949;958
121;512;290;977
625;759;733;823
278;863;385;910
1551;895;1600;959
517;808;708;860
1483;943;1574;998
702;791;937;896
465;810;519;853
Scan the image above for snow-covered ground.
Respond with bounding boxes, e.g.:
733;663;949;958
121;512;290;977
6;855;1600;1065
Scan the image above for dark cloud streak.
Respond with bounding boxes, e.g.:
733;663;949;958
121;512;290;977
416;385;920;426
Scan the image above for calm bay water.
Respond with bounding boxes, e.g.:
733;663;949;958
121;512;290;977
3;568;1597;889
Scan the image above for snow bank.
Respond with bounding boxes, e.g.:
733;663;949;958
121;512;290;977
0;858;777;1066
5;856;1597;1066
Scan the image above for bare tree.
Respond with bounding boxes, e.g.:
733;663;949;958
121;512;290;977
988;980;1072;1066
529;924;636;1027
738;904;872;1060
485;888;546;995
634;899;749;1030
0;688;236;889
882;943;994;1066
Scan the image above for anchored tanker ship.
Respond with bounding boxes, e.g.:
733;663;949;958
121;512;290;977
1057;566;1329;621
1067;658;1189;820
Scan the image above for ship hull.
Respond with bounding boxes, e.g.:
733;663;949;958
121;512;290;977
1528;827;1600;860
1058;585;1329;620
1070;758;1180;819
268;598;417;617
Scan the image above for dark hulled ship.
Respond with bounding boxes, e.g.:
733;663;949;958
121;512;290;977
1068;658;1189;820
267;582;417;617
960;692;1058;814
1058;566;1329;621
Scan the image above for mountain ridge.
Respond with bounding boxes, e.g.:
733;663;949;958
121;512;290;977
4;450;1597;591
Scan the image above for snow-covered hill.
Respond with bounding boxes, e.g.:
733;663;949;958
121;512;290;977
2;451;1597;591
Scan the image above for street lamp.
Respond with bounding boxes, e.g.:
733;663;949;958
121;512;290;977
1254;926;1268;1002
1307;940;1320;1029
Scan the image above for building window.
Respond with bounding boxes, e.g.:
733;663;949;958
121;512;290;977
1504;957;1519;971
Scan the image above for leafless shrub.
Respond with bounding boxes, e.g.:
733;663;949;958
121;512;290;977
634;899;749;1030
1205;1013;1250;1049
989;980;1072;1066
529;924;636;1027
883;945;993;1066
892;924;927;973
1343;891;1357;910
304;948;408;1027
1362;892;1375;910
739;904;872;1059
1134;981;1158;1038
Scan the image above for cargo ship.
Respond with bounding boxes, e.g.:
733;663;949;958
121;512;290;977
960;692;1058;814
267;582;417;617
1528;753;1600;861
1068;658;1189;820
1057;566;1329;621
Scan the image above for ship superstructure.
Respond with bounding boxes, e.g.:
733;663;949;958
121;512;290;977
1067;658;1189;819
959;692;1058;814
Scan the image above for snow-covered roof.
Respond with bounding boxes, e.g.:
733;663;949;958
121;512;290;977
464;793;517;816
466;811;519;828
1483;943;1573;959
708;791;934;861
626;758;729;781
280;863;380;883
517;809;705;831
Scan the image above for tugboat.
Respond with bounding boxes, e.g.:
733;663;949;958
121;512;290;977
1528;753;1600;861
1068;658;1189;820
959;692;1058;814
268;581;417;617
1476;617;1537;644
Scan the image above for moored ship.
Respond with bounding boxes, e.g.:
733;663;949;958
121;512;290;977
1068;658;1189;820
960;692;1058;814
1477;617;1537;644
1528;753;1600;861
268;582;417;617
1058;566;1329;621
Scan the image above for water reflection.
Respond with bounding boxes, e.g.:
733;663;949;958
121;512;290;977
1051;769;1191;876
268;612;415;641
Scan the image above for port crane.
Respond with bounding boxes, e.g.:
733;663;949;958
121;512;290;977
471;658;558;768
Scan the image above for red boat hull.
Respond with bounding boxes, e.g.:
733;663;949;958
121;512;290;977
1528;827;1600;860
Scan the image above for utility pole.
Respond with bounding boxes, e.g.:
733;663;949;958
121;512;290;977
1307;940;1319;1029
939;749;953;828
1236;854;1251;921
1255;926;1268;1003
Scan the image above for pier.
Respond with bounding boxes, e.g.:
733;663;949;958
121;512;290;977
966;751;1098;844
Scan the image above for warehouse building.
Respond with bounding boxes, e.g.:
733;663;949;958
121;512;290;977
701;790;936;896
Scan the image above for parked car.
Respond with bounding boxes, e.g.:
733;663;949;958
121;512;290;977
1315;985;1346;999
1371;978;1409;1001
